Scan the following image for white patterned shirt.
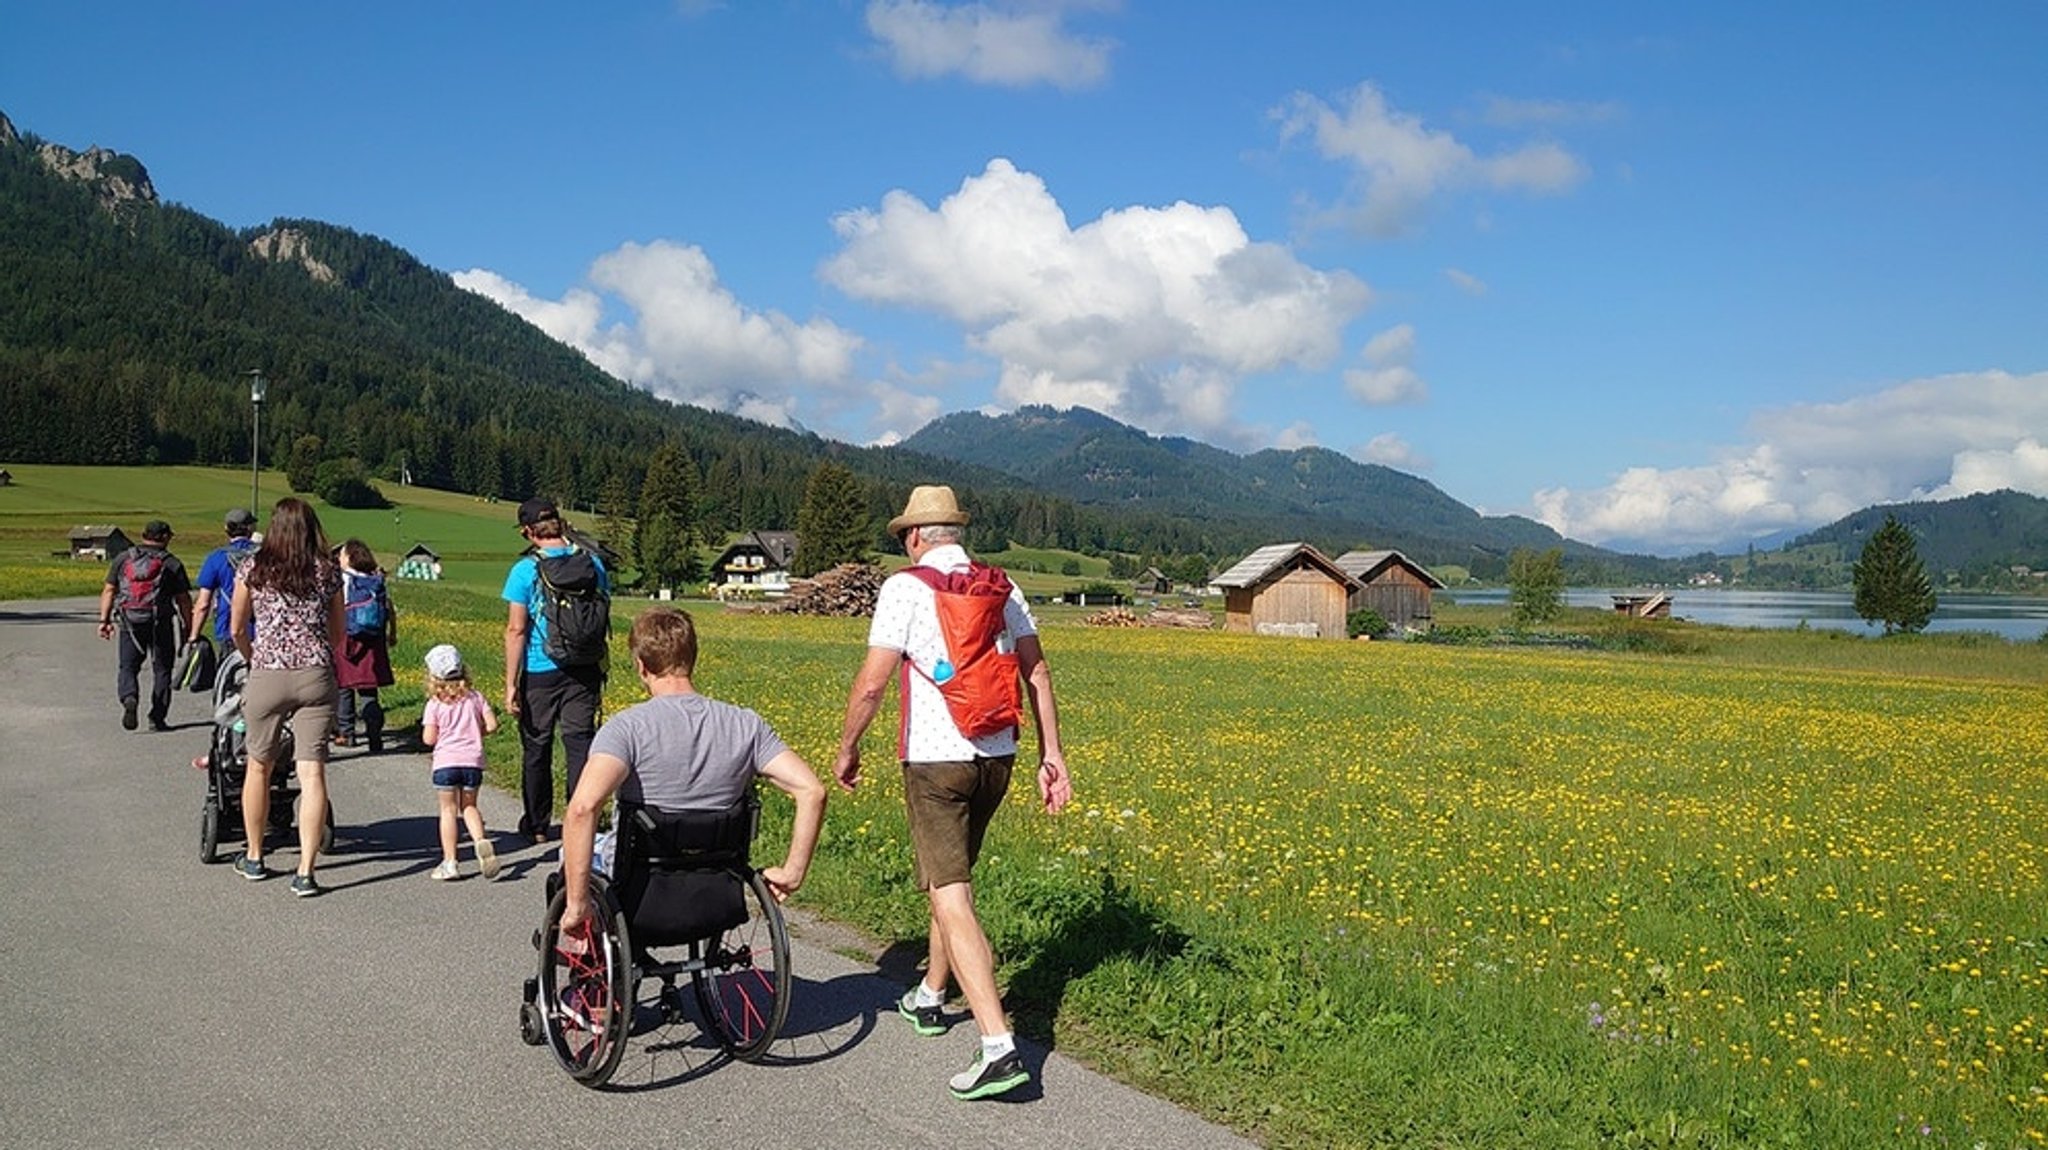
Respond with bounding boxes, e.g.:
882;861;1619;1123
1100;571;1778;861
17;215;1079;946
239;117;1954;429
866;544;1037;763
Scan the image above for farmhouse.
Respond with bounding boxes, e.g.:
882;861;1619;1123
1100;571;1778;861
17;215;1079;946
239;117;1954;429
1211;542;1362;639
710;530;799;595
69;524;131;562
1333;549;1444;632
1134;565;1171;595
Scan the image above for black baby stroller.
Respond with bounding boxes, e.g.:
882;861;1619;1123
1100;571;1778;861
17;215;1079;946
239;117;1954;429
198;649;335;864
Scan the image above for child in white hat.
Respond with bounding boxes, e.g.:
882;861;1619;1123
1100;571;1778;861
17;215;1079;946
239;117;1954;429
420;643;501;880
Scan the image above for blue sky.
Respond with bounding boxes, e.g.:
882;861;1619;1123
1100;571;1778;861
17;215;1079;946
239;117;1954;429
6;2;2045;554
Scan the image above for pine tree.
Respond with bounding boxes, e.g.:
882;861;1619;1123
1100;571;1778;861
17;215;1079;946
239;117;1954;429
636;442;699;585
792;462;871;577
1852;513;1937;635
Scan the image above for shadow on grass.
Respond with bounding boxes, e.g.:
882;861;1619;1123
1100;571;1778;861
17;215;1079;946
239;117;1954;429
989;870;1189;1048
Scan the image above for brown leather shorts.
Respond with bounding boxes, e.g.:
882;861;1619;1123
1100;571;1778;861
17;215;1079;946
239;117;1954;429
901;755;1014;890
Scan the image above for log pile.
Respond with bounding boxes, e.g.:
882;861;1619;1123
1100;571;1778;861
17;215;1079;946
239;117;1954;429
1084;606;1215;630
770;563;886;617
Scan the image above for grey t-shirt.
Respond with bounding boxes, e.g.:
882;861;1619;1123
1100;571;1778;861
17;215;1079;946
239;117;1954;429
590;693;791;812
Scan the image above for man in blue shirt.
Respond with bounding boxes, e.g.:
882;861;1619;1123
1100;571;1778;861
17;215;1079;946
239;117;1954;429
189;507;259;646
502;497;610;846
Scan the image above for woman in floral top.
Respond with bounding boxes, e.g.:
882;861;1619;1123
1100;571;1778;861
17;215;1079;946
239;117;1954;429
229;497;344;898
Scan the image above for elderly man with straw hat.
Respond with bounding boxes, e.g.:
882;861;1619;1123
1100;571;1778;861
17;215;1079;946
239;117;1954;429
835;484;1072;1101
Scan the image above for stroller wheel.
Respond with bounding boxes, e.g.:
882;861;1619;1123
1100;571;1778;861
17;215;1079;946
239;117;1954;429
200;800;222;864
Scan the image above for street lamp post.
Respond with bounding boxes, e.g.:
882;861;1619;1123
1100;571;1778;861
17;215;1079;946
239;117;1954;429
247;369;267;510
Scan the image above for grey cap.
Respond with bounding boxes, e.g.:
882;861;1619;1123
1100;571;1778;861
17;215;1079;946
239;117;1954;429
225;507;257;529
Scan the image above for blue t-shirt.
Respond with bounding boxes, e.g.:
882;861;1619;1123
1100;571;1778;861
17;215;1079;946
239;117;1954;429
196;538;259;643
502;545;609;674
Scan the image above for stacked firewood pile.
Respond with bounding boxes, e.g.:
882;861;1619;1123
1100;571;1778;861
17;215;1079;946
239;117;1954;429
1085;606;1214;630
770;563;886;617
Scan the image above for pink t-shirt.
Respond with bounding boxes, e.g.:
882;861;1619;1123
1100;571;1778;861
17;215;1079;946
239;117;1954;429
424;689;491;770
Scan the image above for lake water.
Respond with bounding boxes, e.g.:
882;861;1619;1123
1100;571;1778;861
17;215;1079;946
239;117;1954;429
1442;588;2048;642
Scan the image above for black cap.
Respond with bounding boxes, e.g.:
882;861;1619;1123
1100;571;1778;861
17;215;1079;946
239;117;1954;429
224;507;257;530
142;519;174;541
517;497;560;528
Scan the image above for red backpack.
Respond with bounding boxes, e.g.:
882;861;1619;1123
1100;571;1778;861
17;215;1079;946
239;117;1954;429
900;563;1021;740
114;547;169;625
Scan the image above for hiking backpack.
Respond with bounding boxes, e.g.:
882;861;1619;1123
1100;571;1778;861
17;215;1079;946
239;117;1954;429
534;547;610;667
114;547;170;626
343;571;391;640
901;563;1021;739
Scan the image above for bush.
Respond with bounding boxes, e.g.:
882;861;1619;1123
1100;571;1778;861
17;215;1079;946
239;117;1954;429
1346;609;1390;639
313;456;389;509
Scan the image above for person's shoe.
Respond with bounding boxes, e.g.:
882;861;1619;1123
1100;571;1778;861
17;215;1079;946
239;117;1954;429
121;697;138;731
475;839;501;881
949;1050;1030;1100
430;859;460;881
148;718;171;732
332;734;354;748
288;873;321;898
898;990;948;1036
233;853;269;881
366;733;383;755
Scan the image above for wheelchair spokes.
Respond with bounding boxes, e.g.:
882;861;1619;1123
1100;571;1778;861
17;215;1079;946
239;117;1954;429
692;871;791;1062
535;883;633;1086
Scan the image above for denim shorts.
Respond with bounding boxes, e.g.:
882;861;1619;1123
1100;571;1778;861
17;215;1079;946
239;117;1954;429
431;766;484;792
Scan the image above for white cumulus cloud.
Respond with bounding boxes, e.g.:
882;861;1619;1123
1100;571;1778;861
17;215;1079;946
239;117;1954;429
1533;370;2048;551
455;240;863;429
821;157;1372;443
1344;323;1428;405
865;0;1114;89
1279;82;1588;237
1356;432;1429;470
1444;267;1489;295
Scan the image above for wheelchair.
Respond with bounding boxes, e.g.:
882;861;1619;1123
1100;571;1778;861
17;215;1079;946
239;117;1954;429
519;791;792;1087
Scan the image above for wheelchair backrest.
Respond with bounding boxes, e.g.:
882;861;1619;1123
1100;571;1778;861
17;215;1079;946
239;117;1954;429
616;790;758;874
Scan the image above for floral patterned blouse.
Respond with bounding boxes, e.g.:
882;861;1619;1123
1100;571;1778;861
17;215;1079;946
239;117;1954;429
249;563;342;672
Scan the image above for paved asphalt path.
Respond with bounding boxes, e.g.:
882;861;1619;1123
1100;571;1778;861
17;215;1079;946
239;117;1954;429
0;599;1252;1150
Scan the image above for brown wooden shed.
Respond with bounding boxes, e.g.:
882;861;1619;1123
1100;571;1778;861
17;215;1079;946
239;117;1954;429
1211;543;1362;639
1333;549;1444;631
69;524;131;561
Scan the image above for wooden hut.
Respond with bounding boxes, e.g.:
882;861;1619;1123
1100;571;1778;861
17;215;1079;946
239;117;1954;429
69;525;130;561
1211;543;1361;639
1134;566;1171;595
397;542;442;580
0;468;13;486
1611;592;1673;619
1333;549;1444;631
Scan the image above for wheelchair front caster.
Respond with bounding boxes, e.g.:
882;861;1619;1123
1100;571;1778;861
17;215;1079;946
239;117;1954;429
519;1002;546;1047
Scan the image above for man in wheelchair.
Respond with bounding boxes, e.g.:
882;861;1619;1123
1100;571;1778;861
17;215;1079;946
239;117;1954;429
535;608;825;1081
561;607;825;933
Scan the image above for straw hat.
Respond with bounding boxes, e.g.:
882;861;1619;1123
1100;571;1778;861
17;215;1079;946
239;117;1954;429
887;485;971;536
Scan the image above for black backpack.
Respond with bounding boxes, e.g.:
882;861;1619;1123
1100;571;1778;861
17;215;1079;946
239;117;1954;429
114;547;169;625
534;548;610;668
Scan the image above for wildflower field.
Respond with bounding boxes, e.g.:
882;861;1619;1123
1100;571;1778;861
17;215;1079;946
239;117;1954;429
24;551;2044;1147
691;610;2048;1149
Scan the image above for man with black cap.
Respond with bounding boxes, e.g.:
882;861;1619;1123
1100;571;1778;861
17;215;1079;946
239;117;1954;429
96;519;194;732
189;507;259;649
502;496;611;846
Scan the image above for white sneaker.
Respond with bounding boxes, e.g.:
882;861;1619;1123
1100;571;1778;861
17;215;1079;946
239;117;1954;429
430;860;459;881
475;839;500;881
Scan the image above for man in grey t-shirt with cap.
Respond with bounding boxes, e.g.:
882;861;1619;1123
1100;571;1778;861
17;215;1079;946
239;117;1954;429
559;607;825;936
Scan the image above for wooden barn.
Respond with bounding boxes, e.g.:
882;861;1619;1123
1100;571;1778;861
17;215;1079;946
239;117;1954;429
1211;543;1362;639
710;530;799;594
1333;549;1444;631
69;525;130;562
396;543;442;580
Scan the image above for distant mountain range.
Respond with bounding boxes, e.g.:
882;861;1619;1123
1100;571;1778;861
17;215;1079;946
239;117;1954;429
2;105;2042;588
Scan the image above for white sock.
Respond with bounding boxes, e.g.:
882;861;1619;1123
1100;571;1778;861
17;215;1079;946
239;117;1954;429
914;981;946;1009
981;1032;1015;1061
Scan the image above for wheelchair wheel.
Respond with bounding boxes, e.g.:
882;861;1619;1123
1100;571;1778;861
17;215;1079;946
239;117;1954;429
691;870;790;1061
537;876;633;1087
